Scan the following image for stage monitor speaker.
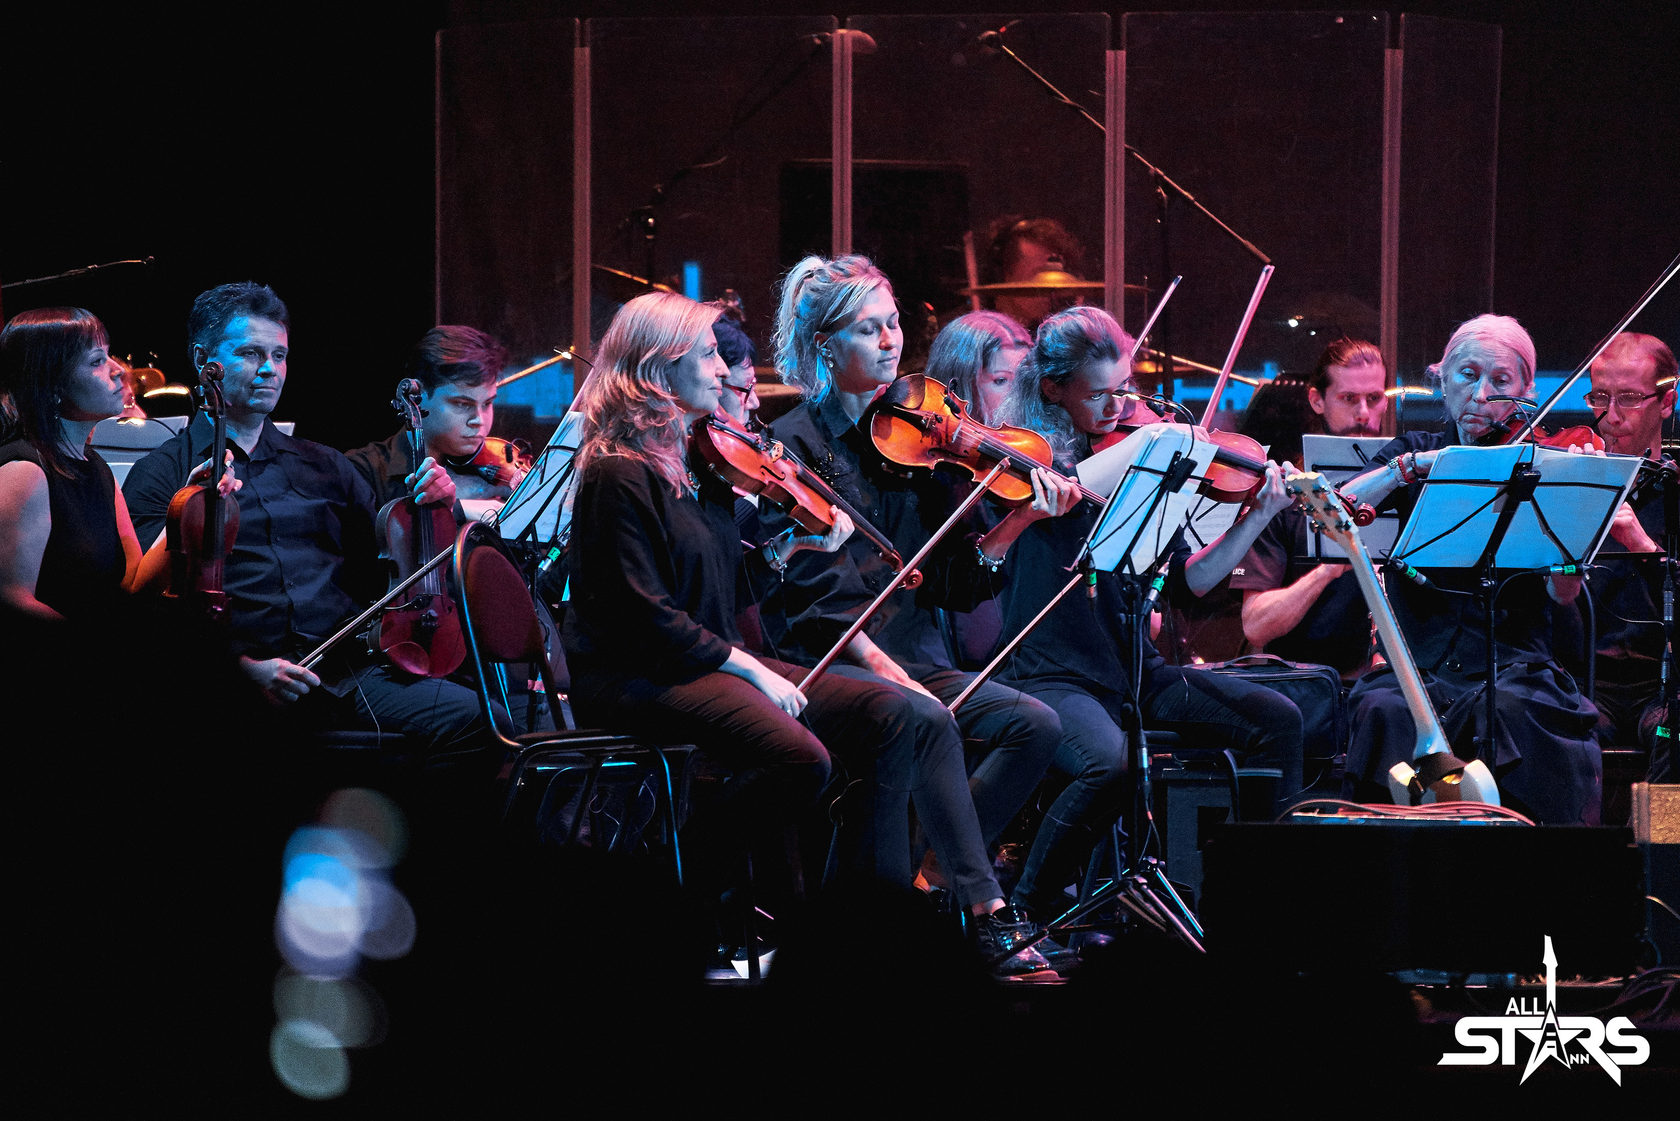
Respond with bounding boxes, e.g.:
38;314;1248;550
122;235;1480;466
1632;782;1680;965
1200;822;1644;977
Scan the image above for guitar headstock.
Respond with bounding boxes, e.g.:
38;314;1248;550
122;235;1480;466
1285;471;1361;556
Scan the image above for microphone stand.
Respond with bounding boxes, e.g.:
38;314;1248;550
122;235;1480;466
984;30;1270;266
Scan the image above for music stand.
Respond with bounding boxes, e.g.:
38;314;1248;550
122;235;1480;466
1301;434;1401;561
1390;443;1639;763
493;411;586;571
1055;424;1226;951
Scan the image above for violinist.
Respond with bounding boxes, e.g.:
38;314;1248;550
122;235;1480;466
1338;314;1601;821
345;325;520;509
757;256;1060;938
711;305;761;427
1584;332;1675;780
0;308;232;622
924;310;1032;428
975;305;1303;924
1233;338;1389;679
122;283;488;755
560;290;1044;970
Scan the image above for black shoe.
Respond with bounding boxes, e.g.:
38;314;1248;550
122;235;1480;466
973;905;1051;975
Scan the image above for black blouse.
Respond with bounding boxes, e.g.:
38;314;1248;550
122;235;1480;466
0;439;124;621
562;452;777;687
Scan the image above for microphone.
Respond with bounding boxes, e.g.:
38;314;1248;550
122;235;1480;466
1125;391;1197;426
1384;558;1432;591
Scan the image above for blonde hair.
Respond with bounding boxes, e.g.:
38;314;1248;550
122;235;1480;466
925;310;1031;425
575;291;720;496
773;254;893;406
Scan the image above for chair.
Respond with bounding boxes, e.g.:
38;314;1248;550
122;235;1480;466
453;522;691;884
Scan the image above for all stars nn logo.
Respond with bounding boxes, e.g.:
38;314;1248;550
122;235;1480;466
1438;936;1650;1084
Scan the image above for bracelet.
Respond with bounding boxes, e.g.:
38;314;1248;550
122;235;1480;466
764;537;789;573
1395;452;1418;486
976;542;1005;572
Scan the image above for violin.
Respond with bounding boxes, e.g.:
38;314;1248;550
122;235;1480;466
693;411;922;588
1478;413;1606;452
370;379;467;677
163;361;239;620
450;435;533;491
868;374;1110;507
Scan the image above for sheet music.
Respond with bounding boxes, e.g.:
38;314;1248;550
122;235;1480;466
1079;423;1222;576
494;410;585;542
1301;433;1403;561
1392;443;1640;570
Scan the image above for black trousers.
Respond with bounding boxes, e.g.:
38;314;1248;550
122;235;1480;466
573;655;1004;908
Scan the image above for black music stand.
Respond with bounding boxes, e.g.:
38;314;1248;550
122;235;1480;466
1390;444;1638;770
1046;424;1227;952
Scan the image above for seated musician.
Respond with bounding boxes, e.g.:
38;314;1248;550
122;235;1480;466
345;324;521;511
1339;314;1600;821
974;305;1304;922
924;310;1032;428
757;255;1060;919
1584;332;1675;780
122;282;489;757
1232;338;1390;680
558;289;1044;969
0;307;231;622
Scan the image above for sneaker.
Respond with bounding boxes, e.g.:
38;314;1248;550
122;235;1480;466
973;905;1052;975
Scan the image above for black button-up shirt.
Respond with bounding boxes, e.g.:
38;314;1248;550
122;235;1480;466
123;414;380;659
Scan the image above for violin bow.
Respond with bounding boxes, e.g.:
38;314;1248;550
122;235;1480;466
1509;252;1680;444
796;459;1011;694
1198;264;1275;428
1129;275;1182;364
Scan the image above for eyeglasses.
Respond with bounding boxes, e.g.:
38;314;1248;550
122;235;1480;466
1583;390;1662;411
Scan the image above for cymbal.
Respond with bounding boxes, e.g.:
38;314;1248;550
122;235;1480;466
962;269;1146;297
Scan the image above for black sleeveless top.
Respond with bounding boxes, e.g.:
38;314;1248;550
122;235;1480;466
0;439;125;620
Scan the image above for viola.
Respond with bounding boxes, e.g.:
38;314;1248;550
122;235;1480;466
164;361;239;620
370;379;467;677
693;411;922;588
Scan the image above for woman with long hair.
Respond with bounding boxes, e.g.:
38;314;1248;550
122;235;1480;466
923;310;1031;427
978;304;1305;922
561;290;1045;965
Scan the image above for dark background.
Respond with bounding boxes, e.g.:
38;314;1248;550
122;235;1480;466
3;1;1674;451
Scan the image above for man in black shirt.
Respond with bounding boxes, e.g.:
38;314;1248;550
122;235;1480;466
1232;339;1389;679
1583;332;1675;780
124;283;488;756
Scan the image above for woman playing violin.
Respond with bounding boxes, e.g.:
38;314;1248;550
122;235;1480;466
975;305;1304;923
755;256;1059;964
346;325;525;509
0;307;235;622
562;290;1041;966
924;310;1032;428
1339;314;1601;822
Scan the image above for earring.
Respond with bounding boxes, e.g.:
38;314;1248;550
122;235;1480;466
819;346;835;365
